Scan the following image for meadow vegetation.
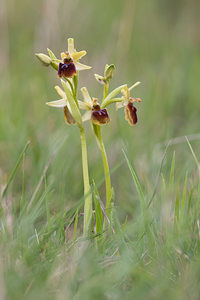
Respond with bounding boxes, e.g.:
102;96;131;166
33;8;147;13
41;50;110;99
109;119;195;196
0;0;200;299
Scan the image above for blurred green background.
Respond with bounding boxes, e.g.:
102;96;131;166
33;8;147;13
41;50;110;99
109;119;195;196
0;0;200;217
1;0;200;299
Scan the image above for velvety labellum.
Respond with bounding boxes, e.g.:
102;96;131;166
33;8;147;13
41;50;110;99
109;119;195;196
125;103;137;125
58;62;77;78
63;106;76;125
91;108;110;125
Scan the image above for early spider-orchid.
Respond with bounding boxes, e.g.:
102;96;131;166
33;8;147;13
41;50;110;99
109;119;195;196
36;38;91;78
58;38;91;78
78;87;110;126
116;82;142;125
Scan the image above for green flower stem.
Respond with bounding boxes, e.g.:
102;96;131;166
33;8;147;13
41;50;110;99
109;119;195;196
103;82;109;100
62;78;92;236
93;124;112;222
65;78;76;100
79;126;92;235
73;72;79;97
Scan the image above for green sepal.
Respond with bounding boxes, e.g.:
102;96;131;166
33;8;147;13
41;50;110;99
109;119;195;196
81;87;92;105
50;59;59;71
47;48;57;60
101;98;122;108
101;84;127;108
61;80;82;127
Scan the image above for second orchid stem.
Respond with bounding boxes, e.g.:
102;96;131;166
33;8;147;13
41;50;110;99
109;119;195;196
79;126;92;236
93;124;112;223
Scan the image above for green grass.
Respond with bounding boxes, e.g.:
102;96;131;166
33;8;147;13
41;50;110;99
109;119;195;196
1;0;200;299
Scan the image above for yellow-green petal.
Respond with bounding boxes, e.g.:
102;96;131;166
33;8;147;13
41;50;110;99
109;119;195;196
129;81;141;92
72;50;87;62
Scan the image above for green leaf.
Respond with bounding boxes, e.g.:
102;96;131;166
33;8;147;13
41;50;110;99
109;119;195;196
92;181;103;235
61;80;82;127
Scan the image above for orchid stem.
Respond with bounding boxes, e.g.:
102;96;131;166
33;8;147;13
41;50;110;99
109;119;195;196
79;126;92;235
103;82;109;100
73;72;79;97
93;124;112;223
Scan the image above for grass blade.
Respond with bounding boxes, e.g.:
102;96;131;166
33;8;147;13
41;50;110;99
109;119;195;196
92;181;103;235
185;136;200;177
1;141;30;199
123;150;145;209
180;172;188;225
169;151;175;186
73;209;79;242
174;186;180;228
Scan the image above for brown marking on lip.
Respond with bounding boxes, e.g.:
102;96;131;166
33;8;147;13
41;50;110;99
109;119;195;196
57;62;77;78
125;103;137;125
91;108;110;125
63;106;76;125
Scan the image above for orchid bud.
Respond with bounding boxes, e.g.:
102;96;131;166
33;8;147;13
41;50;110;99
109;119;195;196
104;64;115;80
35;53;51;66
94;74;107;85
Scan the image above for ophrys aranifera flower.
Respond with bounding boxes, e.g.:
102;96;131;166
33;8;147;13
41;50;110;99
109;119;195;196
116;82;141;125
58;38;91;78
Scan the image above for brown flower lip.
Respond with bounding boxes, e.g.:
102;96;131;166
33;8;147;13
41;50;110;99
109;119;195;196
63;106;76;125
57;61;77;78
91;107;110;125
125;103;137;125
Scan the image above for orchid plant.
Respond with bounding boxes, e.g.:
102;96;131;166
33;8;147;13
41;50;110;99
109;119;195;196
36;38;141;236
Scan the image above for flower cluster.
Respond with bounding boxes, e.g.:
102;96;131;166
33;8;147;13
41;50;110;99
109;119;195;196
36;38;141;127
